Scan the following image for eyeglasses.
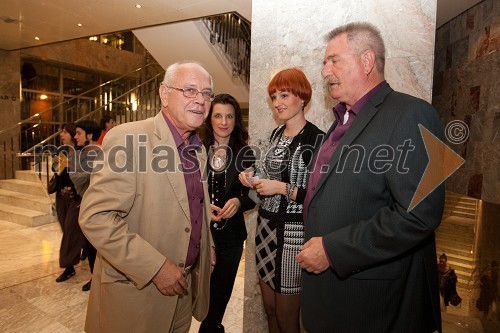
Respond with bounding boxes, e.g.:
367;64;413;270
165;85;215;102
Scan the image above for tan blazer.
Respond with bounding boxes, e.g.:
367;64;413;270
79;112;213;333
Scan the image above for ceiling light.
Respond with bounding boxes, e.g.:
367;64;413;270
135;4;142;8
40;94;48;100
34;36;40;40
77;23;82;27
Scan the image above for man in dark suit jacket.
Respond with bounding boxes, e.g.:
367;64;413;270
296;22;444;332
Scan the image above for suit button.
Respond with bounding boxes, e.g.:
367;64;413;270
179;263;185;268
185;227;190;233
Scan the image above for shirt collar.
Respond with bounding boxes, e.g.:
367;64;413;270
333;80;387;120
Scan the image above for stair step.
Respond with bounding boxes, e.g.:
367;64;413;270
435;230;474;242
436;245;474;258
444;261;474;274
436;237;474;248
443;209;477;218
436;252;475;265
437;222;475;232
0;179;48;197
437;232;475;242
436;238;474;251
0;203;55;227
0;189;53;214
445;191;479;201
444;204;477;212
441;216;476;227
436;254;473;266
15;170;51;184
445;198;478;206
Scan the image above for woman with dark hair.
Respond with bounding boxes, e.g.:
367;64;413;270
239;68;324;333
438;253;460;309
72;119;101;291
198;94;255;333
53;123;86;283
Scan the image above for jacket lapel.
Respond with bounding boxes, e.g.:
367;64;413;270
153;112;191;221
311;85;393;201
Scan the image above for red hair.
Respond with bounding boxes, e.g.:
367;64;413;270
267;68;312;107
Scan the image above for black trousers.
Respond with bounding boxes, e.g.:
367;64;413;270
84;240;97;274
199;239;244;333
56;193;85;268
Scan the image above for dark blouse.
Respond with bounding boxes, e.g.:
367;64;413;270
207;146;256;244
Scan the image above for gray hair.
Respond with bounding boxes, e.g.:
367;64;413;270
326;22;385;73
162;61;213;88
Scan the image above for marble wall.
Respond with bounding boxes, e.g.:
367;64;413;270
21;39;147;77
244;0;438;331
0;50;21;178
433;0;500;205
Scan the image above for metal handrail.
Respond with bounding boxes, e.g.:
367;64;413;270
20;71;164;155
1;64;164;180
0;62;163;136
203;12;251;85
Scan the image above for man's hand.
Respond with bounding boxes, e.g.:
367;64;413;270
152;259;188;296
296;237;330;274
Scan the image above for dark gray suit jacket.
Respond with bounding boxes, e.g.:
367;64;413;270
301;83;444;333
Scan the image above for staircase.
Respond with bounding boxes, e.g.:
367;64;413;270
436;191;479;288
0;170;56;227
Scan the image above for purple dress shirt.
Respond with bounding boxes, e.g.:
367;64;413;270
164;114;204;267
303;81;387;266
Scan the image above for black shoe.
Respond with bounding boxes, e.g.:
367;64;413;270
82;279;92;291
56;267;75;282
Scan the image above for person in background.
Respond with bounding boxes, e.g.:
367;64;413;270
97;115;116;145
79;61;216;332
53;123;86;283
239;68;324;333
71;119;101;292
296;22;445;332
198;94;255;333
477;260;499;320
438;253;459;310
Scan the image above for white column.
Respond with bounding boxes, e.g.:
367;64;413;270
244;1;437;331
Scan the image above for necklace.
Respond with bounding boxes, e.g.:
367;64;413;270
209;145;228;172
272;124;307;157
210;168;228;230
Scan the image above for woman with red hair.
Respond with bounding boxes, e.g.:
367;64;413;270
240;68;324;332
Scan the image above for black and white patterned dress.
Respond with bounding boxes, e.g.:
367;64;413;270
255;122;324;295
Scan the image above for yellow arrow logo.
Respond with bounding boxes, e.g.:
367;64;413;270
408;124;465;211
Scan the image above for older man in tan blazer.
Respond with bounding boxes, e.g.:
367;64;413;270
79;62;216;333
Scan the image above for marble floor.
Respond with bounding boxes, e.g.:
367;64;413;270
0;219;496;333
0;220;243;333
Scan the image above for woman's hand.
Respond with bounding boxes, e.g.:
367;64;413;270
253;179;285;196
210;204;222;222
219;198;241;219
238;169;255;188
